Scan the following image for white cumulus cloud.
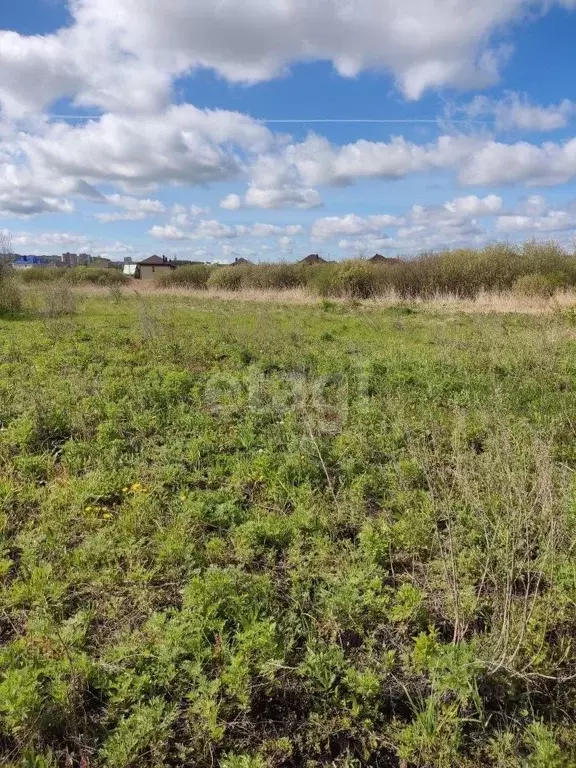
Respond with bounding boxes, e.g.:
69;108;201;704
312;213;404;240
2;0;574;119
464;92;575;132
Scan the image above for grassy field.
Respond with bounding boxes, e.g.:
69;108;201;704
2;291;576;767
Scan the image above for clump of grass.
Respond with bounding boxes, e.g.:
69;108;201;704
38;282;78;317
157;264;212;289
513;273;557;298
242;263;307;291
63;267;128;286
207;266;245;291
19;267;64;283
206;264;307;292
108;283;125;303
20;266;128;286
0;268;23;316
308;260;388;298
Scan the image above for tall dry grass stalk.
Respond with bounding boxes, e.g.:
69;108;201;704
411;423;573;681
70;282;576;314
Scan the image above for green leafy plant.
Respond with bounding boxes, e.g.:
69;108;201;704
1;288;576;765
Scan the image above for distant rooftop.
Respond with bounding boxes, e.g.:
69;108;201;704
300;254;329;265
137;255;173;266
369;254;401;264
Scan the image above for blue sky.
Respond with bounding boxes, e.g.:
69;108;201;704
2;0;576;261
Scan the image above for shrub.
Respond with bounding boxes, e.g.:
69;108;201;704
307;261;388;298
19;267;64;283
243;264;306;291
108;283;125;303
0;260;11;281
39;282;78;317
0;275;22;316
513;273;557;298
316;242;576;299
142;243;576;299
20;266;128;286
157;264;212;289
63;267;128;286
207;266;245;291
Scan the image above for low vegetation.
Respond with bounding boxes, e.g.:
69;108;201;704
36;281;79;318
0;263;22;317
2;290;576;766
20;267;128;287
156;264;212;290
151;241;576;300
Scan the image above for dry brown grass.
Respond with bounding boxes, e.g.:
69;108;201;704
60;281;576;314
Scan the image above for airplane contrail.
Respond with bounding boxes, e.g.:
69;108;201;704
47;115;487;124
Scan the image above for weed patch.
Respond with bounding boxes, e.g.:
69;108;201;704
0;294;576;765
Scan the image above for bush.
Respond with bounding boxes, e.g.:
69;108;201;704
20;266;128;286
15;243;576;300
39;282;78;317
307;261;389;298
149;243;576;299
157;264;212;289
63;267;128;286
513;273;557;298
207;267;245;291
243;264;306;291
303;242;576;300
203;264;307;293
157;264;308;293
0;275;23;316
20;267;64;283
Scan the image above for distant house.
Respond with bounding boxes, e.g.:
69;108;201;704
135;255;176;280
300;254;328;265
369;254;401;264
230;257;253;267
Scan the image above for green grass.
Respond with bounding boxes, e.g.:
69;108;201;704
2;293;576;766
